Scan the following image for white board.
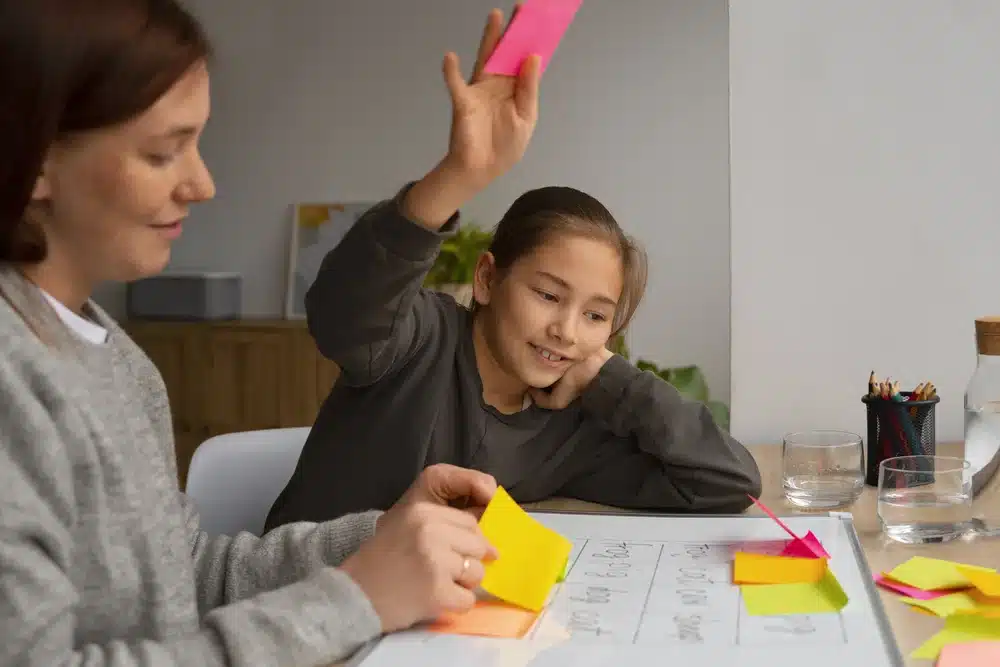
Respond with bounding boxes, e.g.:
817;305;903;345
348;511;903;667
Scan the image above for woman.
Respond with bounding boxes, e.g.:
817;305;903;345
0;1;539;664
264;136;761;529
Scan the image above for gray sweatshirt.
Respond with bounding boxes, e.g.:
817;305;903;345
0;265;382;666
264;185;761;531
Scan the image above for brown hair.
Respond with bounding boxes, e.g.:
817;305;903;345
0;0;211;263
483;186;648;337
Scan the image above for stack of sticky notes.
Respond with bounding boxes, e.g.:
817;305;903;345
872;556;1000;660
429;486;572;639
734;496;849;616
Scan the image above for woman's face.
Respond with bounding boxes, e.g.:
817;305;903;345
474;232;624;392
30;61;216;286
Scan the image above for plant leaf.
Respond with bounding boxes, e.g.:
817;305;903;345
707;400;730;431
666;365;710;403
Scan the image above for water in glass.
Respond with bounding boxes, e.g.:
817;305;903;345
877;456;973;543
782;430;864;508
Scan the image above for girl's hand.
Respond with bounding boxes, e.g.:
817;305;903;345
404;8;542;227
530;347;614;410
441;7;542;191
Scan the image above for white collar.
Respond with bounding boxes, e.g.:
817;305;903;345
41;290;108;345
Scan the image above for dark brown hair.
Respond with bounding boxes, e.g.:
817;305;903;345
0;0;211;263
483;186;648;337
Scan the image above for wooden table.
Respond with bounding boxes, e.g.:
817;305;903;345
338;442;1000;666
526;442;1000;665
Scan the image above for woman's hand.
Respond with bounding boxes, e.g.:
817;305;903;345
404;7;542;227
338;464;499;633
530;347;614;410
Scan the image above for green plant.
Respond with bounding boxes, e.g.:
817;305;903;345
609;333;730;431
424;224;494;287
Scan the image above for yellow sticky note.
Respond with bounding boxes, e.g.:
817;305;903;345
912;614;1000;661
741;568;849;615
887;557;994;591
902;592;978;617
903;590;1000;618
733;552;827;584
477;487;572;612
959;566;1000;598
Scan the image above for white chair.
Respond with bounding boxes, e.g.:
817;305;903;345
184;427;310;538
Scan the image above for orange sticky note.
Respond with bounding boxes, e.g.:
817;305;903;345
428;600;538;638
937;641;1000;666
733;552;827;584
477;487;573;612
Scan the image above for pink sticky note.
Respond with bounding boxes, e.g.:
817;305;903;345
873;573;955;601
748;495;830;559
937;641;1000;666
484;0;584;76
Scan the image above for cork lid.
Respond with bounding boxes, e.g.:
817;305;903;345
976;317;1000;355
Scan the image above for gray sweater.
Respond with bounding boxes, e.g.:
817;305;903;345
0;266;382;666
265;185;761;530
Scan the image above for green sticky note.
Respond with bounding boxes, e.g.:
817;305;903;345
741;569;849;615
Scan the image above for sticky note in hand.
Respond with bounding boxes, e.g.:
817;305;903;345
477;486;572;612
484;0;584;77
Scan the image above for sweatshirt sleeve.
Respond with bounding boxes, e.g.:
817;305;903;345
559;354;762;513
182;492;382;611
0;361;382;667
304;183;460;387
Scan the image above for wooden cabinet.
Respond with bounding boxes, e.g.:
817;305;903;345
125;319;339;488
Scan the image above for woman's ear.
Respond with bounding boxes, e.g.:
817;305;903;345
471;251;497;307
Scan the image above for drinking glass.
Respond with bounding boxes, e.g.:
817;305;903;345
782;430;865;508
877;455;973;543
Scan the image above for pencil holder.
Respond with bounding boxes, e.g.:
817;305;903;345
862;391;940;486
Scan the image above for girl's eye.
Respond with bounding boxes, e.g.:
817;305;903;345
586;312;608;322
534;289;558;302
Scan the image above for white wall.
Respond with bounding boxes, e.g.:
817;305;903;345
96;0;734;403
730;0;1000;444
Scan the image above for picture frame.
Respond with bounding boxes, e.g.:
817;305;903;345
284;201;376;319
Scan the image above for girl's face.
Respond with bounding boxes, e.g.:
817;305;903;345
29;61;216;291
473;232;624;392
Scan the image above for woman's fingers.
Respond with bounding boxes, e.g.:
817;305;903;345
453;552;487;590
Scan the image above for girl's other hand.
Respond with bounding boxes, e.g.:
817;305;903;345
530;347;614;410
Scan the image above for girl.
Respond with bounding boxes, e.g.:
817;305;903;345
265;173;762;531
0;1;537;664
